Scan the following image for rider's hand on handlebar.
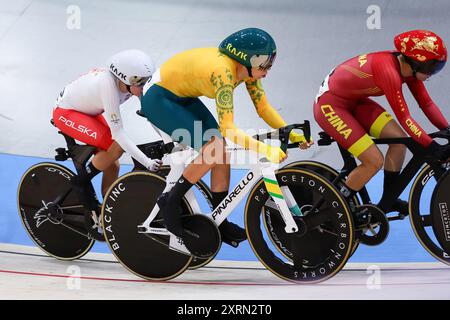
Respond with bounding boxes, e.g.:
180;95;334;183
145;158;163;172
266;145;287;163
289;131;314;150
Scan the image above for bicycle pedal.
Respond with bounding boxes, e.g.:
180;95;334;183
354;207;371;226
137;225;148;233
221;238;240;248
55;148;69;161
219;220;247;247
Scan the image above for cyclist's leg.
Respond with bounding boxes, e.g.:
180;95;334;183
378;122;409;213
141;85;222;236
142;86;244;242
53;108;122;195
379;122;407;171
354;98;407;171
183;136;227;186
101;159;120;196
91;140;124;196
142;84;224;176
345;145;384;191
314;94;384;196
353;99;408;213
186;99;245;243
80;113;123;195
180;131;244;242
184;98;230;192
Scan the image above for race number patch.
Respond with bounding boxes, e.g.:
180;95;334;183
315;68;335;103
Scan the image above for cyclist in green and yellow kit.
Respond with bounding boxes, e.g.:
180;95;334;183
140;28;312;247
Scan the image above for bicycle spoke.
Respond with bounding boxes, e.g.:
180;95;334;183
319;227;338;237
368;226;377;236
57;221;92;239
61;214;85;224
59;205;84;210
306;196;326;215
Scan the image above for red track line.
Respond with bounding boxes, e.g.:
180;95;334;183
2;269;450;287
0;269;294;286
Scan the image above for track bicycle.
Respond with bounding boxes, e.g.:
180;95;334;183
282;129;450;265
17;120;213;268
101;121;360;283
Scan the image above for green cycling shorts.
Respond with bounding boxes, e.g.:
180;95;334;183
141;84;221;151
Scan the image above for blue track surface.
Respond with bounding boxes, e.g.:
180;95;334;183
1;152;436;262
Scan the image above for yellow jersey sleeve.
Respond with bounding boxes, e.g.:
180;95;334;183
245;79;287;129
246;79;307;144
212;68;269;156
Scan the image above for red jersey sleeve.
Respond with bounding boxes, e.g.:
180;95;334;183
405;78;449;130
372;54;433;147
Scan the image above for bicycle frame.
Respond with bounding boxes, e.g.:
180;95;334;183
327;133;449;215
138;144;301;255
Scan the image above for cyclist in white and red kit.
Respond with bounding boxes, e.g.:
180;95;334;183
53;49;162;196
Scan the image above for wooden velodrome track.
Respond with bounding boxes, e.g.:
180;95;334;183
1;244;449;300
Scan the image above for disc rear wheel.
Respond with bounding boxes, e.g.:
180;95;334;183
17;163;94;260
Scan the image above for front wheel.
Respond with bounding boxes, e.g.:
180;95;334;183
409;165;450;265
283;160;360;255
245;168;354;283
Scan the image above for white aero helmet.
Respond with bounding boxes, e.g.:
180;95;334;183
108;49;155;86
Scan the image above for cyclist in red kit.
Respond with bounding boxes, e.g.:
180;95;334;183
314;30;450;216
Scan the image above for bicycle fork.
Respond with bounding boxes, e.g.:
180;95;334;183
261;164;300;233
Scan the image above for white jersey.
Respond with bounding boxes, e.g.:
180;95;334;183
56;68;153;169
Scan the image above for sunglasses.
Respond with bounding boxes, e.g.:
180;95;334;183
129;76;151;87
258;53;277;71
410;59;446;76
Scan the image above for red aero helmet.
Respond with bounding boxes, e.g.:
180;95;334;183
394;30;447;75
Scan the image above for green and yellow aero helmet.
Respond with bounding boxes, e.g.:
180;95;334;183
219;28;277;76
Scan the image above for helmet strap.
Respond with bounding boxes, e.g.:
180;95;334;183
403;55;419;79
409;61;419;79
246;66;253;78
125;84;132;94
